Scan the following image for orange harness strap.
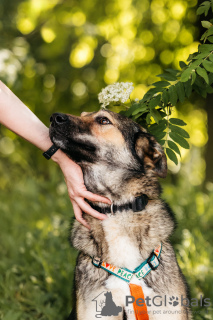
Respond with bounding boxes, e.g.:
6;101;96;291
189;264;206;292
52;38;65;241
129;284;149;320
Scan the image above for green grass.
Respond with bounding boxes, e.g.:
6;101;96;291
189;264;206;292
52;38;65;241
0;166;78;320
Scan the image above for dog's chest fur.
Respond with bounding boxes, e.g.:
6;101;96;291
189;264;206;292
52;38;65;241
101;214;157;300
102;216;142;271
72;200;176;297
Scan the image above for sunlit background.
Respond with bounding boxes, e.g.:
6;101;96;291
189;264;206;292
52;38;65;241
0;0;213;319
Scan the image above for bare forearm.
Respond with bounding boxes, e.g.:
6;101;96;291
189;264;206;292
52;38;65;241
0;81;110;227
0;81;51;152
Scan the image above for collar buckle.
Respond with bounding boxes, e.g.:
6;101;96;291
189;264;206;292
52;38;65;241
147;252;159;270
92;256;102;268
110;203;114;215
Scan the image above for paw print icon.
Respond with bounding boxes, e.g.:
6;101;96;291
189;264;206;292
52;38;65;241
169;296;179;307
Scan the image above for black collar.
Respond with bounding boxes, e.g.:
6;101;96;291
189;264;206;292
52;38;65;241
89;195;148;215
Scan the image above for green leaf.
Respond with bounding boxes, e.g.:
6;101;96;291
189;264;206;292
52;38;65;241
169;124;190;138
149;120;167;134
206;86;213;93
166;148;178;165
196;66;209;84
168;85;178;106
184;80;193;97
194;52;211;59
154;131;166;140
158;139;166;146
194;75;207;88
149;119;167;128
202;59;213;72
198;1;211;16
157;73;177;81
140;88;160;103
193;82;208;97
175;82;185;103
209;72;213;84
179;61;187;69
124;103;140;117
165;68;179;75
191;71;196;85
146;113;151;124
150;109;162;123
205;5;210;16
162;90;169;106
208;36;213;42
149;95;161;109
158;110;167;118
132;104;148;115
190;59;203;68
153;81;170;87
200;30;208;41
134;112;147;119
209;54;213;62
180;68;192;82
169;132;190;149
206;25;213;36
169;118;187;126
198;44;213;52
197;6;207;15
168;140;181;156
188;53;198;61
201;20;212;28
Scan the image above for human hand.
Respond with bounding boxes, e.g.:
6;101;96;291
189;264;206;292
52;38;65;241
52;150;111;229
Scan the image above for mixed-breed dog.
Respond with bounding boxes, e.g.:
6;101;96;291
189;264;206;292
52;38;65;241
49;110;192;320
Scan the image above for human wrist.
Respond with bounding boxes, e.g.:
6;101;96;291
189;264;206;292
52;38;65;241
51;148;65;164
51;148;80;172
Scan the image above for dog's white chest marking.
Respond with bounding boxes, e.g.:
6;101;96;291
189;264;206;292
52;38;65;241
102;216;154;296
102;216;155;320
103;216;141;270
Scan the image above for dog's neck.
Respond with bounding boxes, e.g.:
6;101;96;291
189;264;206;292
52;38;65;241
82;163;161;204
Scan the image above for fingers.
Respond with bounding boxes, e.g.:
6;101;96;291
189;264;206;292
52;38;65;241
82;190;111;204
75;197;107;221
72;201;90;229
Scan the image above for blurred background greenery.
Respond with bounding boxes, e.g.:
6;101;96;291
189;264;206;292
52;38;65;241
0;0;213;319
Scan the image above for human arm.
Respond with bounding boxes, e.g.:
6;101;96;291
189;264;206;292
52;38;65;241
0;81;110;228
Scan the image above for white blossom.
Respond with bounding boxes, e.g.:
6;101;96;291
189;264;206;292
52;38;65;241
98;82;134;108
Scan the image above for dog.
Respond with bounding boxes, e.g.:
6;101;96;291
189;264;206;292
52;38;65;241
49;110;192;320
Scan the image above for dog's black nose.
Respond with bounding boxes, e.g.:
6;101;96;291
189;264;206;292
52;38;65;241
50;113;68;125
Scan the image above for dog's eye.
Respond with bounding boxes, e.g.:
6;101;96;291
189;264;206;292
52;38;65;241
97;117;112;125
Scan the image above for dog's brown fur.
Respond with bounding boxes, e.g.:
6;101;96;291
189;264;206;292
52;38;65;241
49;110;192;320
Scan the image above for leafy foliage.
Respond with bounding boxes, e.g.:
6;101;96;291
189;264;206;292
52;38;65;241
117;0;213;164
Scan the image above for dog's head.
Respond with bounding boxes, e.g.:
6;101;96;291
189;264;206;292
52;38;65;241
49;110;167;180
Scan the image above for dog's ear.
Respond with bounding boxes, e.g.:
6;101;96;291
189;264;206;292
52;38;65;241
135;133;167;178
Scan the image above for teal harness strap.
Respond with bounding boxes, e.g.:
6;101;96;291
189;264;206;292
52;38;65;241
92;257;134;282
92;243;162;283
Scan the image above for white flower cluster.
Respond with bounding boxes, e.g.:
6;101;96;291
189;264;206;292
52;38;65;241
98;82;134;108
